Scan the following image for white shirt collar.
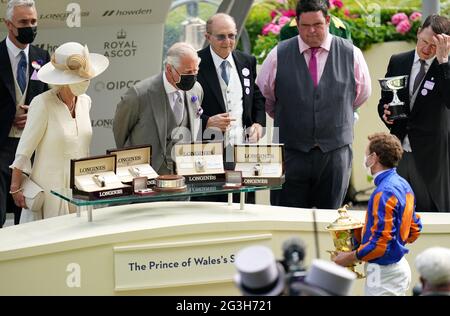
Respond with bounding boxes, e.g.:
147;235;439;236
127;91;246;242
373;169;389;181
6;35;29;58
163;71;179;95
210;46;235;71
413;50;435;66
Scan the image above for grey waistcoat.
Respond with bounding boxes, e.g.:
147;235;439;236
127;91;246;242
160;97;190;174
274;36;356;153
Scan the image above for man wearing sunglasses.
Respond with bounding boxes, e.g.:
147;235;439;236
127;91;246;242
194;13;266;203
197;13;266;152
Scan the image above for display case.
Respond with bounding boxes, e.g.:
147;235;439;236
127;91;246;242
174;142;225;184
70;154;133;200
234;144;285;186
106;145;158;186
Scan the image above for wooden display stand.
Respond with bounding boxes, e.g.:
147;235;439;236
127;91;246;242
234;144;285;186
174;142;225;184
70;154;133;200
107;145;158;187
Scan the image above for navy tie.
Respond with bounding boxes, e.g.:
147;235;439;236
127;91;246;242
412;59;426;95
220;60;229;86
17;51;27;94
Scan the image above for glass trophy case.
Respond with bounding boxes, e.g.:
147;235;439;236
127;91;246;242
52;183;282;222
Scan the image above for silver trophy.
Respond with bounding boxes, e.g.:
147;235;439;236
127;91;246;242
378;75;409;120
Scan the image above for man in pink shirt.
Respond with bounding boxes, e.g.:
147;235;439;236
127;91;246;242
257;0;371;209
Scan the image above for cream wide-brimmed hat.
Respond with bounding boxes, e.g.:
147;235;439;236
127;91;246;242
38;42;109;85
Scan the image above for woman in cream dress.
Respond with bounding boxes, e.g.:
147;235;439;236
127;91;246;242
9;42;109;222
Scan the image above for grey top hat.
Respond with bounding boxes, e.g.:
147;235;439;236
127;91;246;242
294;259;357;296
234;245;286;296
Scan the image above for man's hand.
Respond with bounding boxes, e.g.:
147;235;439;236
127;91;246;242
332;250;357;267
206;113;236;132
433;34;450;64
382;104;394;125
247;123;263;143
13;105;29;129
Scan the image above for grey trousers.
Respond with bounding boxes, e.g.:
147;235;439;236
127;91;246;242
271;145;352;209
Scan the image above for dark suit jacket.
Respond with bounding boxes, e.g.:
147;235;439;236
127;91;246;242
197;46;266;136
377;50;450;212
0;39;50;148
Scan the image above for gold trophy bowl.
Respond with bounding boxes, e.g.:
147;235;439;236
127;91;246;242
326;205;365;278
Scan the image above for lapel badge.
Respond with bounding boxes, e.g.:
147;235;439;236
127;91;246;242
421;88;428;96
242;68;250;77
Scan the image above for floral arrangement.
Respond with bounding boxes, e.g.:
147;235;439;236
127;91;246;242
248;0;423;64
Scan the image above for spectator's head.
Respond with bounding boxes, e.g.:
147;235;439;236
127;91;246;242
165;42;200;91
293;259;356;296
295;0;330;48
205;13;237;59
4;0;37;48
364;132;403;175
416;14;450;60
415;247;450;295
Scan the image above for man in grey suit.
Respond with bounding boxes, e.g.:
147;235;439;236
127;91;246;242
113;42;203;175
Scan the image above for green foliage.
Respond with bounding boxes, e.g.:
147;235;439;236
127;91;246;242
442;2;450;16
245;4;273;52
253;34;280;64
344;0;421;9
334;8;421;51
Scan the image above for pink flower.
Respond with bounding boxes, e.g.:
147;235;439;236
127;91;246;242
344;8;350;17
279;16;291;27
409;11;422;22
270;10;278;19
262;23;273;35
262;23;281;35
330;0;344;9
396;19;411;34
262;23;282;35
281;9;296;17
391;12;408;25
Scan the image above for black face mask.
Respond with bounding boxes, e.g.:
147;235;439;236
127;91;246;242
176;74;197;91
15;26;37;44
172;65;197;91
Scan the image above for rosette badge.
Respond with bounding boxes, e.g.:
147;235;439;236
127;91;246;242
191;95;203;117
31;59;44;80
31;59;44;71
